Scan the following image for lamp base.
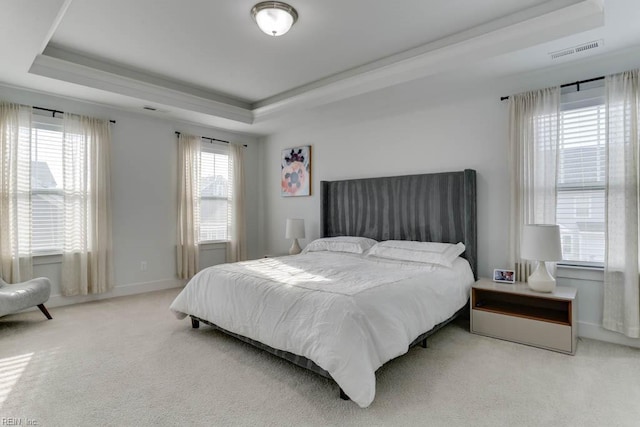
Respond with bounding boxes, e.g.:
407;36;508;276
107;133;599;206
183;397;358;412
527;261;556;293
289;239;302;255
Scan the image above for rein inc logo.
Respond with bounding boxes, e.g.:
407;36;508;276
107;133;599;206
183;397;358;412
2;419;38;426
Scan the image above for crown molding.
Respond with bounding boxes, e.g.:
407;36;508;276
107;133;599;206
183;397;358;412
252;0;604;122
29;52;254;124
27;0;603;126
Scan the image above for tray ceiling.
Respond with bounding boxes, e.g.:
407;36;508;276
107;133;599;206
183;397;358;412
2;0;639;133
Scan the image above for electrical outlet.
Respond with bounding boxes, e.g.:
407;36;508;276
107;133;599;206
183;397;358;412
140;261;147;272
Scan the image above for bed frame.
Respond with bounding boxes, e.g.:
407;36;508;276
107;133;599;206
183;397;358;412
190;169;477;401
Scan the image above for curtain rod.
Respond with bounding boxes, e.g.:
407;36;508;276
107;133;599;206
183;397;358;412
33;106;116;124
174;131;247;147
500;76;605;101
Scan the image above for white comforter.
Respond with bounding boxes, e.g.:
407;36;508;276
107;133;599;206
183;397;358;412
170;252;474;408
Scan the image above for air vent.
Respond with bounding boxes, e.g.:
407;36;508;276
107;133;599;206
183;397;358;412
575;40;600;53
549;40;602;60
550;48;575;59
143;106;157;111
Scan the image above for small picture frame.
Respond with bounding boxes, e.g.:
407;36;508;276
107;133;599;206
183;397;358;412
493;268;515;284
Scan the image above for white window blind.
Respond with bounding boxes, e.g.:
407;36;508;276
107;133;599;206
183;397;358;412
200;145;230;242
31;118;64;253
557;89;605;265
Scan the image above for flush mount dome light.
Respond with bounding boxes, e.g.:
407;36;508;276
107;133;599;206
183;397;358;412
251;1;298;37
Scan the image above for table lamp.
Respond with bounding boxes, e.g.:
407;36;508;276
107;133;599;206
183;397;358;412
285;218;305;255
520;224;563;293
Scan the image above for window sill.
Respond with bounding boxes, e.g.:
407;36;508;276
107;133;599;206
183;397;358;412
33;253;63;266
557;264;604;282
199;241;228;249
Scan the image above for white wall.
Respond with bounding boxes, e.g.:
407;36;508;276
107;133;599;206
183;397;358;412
263;95;509;275
0;85;261;307
261;48;640;348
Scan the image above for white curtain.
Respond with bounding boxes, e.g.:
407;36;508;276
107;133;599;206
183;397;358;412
0;102;32;283
227;143;246;262
61;114;113;296
177;133;200;279
603;70;640;338
508;87;561;281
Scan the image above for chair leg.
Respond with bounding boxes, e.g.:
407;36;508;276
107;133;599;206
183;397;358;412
339;387;350;401
37;304;52;320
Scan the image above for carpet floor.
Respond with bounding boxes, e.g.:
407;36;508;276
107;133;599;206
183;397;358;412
1;288;639;427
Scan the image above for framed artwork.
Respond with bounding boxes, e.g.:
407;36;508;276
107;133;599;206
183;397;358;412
493;268;516;284
281;146;311;197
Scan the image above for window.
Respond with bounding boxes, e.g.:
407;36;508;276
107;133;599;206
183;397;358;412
31;117;64;253
556;87;606;265
199;145;230;242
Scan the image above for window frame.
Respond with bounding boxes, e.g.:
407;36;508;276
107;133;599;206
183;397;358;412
556;84;605;269
198;143;231;244
30;114;65;256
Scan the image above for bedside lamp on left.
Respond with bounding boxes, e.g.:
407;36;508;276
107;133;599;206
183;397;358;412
285;218;305;255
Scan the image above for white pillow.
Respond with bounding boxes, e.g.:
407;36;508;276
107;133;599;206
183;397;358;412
302;236;378;255
367;240;465;268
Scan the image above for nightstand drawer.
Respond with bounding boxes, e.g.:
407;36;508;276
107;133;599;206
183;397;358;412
472;309;572;353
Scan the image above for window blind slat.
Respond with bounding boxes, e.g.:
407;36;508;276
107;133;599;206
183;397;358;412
556;102;605;264
200;148;230;242
31;122;64;252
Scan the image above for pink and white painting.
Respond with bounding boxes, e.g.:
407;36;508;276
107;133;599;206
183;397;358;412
281;146;311;197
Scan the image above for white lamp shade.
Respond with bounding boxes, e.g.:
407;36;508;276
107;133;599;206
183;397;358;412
521;224;562;261
285;218;305;239
252;2;297;36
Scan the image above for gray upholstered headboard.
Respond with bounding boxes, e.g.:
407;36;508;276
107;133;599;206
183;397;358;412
320;169;477;280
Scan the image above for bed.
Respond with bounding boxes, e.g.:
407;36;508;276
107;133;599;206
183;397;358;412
170;169;477;408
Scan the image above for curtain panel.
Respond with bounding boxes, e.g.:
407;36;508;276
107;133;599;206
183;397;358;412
603;69;640;338
0;102;33;283
227;143;246;263
177;133;200;280
508;87;561;282
61;114;113;296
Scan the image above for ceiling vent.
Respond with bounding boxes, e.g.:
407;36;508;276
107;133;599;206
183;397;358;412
549;39;603;60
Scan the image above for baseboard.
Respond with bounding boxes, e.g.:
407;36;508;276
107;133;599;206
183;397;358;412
578;320;640;349
44;278;186;309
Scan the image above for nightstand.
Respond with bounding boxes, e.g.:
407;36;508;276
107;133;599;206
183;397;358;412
470;278;578;355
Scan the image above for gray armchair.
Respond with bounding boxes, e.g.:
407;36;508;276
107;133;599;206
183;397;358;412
0;277;52;319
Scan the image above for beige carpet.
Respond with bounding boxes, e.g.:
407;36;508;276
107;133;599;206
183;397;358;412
1;289;639;427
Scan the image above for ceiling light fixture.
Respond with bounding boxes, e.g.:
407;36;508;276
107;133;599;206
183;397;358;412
251;1;298;37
